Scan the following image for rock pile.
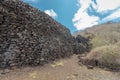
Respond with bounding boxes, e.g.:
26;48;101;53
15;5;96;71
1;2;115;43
73;35;92;54
0;0;75;68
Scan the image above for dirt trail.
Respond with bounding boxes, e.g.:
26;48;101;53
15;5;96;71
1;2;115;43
0;55;120;80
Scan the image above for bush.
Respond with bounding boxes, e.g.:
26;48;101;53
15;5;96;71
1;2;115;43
83;45;120;70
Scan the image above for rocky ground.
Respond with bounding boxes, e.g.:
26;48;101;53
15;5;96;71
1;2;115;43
0;55;120;80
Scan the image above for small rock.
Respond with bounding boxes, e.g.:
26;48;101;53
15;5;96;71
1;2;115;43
1;69;10;75
73;73;78;76
87;65;94;69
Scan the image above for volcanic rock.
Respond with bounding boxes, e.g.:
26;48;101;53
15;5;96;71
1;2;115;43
0;0;75;68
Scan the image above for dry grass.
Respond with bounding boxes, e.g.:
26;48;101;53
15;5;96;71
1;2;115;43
50;60;64;68
74;23;120;49
84;45;120;70
74;23;120;70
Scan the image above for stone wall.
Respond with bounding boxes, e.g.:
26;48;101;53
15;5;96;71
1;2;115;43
0;0;75;68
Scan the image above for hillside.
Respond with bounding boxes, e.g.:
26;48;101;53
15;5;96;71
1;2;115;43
73;23;120;48
74;23;120;70
0;0;76;68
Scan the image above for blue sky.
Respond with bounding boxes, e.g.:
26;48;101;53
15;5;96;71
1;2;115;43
22;0;120;33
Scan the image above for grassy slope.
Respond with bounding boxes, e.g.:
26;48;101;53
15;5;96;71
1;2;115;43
73;22;120;70
74;23;120;48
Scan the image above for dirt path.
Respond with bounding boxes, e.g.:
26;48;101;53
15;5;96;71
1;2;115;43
0;55;120;80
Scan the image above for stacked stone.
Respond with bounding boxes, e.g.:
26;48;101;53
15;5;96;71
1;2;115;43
0;0;75;68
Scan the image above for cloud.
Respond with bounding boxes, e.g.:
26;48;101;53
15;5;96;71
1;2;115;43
72;10;99;30
73;0;120;30
23;0;38;2
96;0;120;12
44;9;57;19
102;9;120;22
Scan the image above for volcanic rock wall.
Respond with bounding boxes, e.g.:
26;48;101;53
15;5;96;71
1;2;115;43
0;0;75;68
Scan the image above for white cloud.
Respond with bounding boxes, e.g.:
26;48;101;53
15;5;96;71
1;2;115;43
72;0;99;30
96;0;120;12
102;9;120;22
73;11;99;30
73;0;120;30
44;9;57;19
23;0;38;2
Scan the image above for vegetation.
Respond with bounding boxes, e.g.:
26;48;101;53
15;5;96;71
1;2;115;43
75;23;120;70
86;45;120;70
76;23;120;49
